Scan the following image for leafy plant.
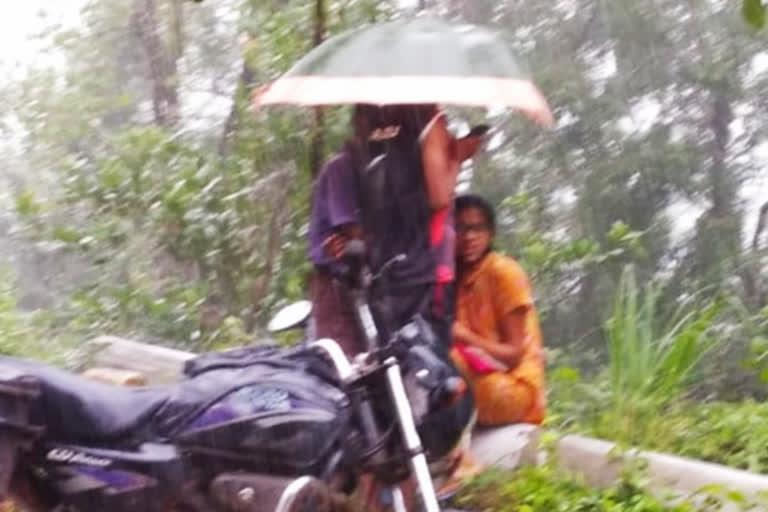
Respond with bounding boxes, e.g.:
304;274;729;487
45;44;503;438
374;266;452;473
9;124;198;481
743;0;766;29
737;303;768;383
601;265;721;445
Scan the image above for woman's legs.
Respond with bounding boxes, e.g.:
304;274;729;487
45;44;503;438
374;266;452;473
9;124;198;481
450;349;545;426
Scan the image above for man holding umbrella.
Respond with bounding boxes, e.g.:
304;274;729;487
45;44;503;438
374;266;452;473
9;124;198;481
308;103;486;354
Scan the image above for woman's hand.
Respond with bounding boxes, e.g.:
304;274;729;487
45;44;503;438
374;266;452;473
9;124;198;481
452;321;476;344
452;315;528;369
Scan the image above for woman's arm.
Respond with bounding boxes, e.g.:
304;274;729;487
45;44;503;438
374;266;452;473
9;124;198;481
453;308;531;369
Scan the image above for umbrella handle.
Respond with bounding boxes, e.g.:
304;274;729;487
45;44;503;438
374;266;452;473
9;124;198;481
466;124;491;138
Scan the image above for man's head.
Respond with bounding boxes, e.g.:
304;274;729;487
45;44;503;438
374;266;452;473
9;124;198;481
352;103;437;141
455;194;496;265
353;104;486;158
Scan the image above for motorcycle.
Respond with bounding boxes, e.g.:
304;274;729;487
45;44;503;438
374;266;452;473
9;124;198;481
0;243;472;512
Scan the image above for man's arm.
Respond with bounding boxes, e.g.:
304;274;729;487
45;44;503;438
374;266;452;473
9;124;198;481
421;113;456;211
420;115;486;211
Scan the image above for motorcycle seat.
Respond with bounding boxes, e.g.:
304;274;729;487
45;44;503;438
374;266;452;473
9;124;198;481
0;356;171;444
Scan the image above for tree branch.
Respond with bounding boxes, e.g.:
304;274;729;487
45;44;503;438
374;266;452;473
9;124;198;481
245;169;293;331
217;59;256;157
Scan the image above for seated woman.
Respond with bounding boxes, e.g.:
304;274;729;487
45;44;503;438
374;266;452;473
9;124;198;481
451;194;546;426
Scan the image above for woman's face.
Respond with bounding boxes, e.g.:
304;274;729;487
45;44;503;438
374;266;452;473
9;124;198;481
456;206;492;265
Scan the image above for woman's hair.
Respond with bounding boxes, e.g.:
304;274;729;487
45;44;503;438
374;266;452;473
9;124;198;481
353;104;437;142
455;193;496;233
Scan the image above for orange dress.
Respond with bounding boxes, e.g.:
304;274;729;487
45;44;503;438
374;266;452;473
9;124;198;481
451;252;546;425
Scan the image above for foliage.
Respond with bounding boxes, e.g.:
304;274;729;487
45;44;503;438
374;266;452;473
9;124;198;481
741;304;768;382
545;273;768;475
545;265;741;467
0;269;75;365
464;0;768;384
743;0;766;29
667;401;768;474
550;288;768;475
7;0;388;349
0;270;36;356
4;0;766;351
0;0;766;426
454;465;706;512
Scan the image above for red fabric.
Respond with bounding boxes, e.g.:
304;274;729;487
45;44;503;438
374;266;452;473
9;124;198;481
453;344;499;374
430;208;448;247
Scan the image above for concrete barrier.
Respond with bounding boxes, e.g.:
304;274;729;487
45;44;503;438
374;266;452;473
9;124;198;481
81;335;194;386
557;434;768;495
470;424;541;470
471;426;768;510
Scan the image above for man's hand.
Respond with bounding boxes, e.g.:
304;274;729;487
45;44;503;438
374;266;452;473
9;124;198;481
322;233;348;260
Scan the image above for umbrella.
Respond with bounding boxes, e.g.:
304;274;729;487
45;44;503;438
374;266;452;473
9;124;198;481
253;17;554;127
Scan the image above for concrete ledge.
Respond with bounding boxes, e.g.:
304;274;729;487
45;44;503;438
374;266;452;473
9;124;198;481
471;426;768;509
83;336;194;386
557;434;768;497
81;367;147;386
471;424;540;470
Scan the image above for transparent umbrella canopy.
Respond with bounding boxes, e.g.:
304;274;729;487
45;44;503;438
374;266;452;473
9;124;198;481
253;17;554;128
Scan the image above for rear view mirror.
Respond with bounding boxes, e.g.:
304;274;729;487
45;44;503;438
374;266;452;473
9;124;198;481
267;301;312;333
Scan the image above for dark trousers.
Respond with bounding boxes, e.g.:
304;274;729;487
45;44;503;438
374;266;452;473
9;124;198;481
310;269;364;357
369;281;455;360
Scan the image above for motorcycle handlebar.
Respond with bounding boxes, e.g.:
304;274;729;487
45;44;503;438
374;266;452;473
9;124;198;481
343;239;366;260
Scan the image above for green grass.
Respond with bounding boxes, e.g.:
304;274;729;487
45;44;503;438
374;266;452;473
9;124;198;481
453;466;708;512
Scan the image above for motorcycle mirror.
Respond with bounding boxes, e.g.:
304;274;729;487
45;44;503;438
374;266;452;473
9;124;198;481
267;300;313;333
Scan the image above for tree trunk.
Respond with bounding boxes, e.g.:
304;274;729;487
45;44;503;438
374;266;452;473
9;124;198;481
709;91;733;218
752;201;768;253
132;0;180;127
746;200;768;308
310;0;327;178
707;91;765;308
